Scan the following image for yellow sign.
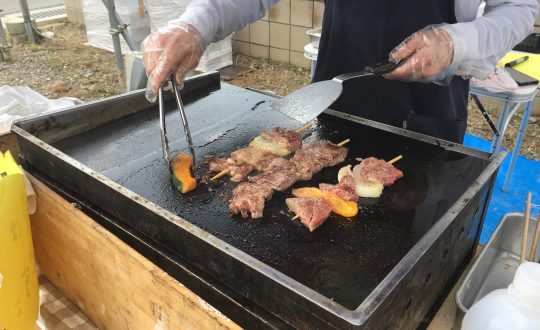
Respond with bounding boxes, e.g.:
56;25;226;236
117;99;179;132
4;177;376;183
0;151;39;330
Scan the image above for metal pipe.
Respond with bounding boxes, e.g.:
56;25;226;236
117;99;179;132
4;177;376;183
502;100;533;192
105;0;126;89
0;16;5;62
100;0;138;51
0;16;6;46
17;0;35;44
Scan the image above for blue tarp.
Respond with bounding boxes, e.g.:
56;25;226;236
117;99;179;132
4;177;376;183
463;134;540;244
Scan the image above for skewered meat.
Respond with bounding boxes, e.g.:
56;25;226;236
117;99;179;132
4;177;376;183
353;157;403;186
229;164;254;182
209;147;279;182
286;197;332;232
209;157;254;182
229;182;274;218
319;175;358;202
208;157;228;172
339;164;384;198
210;127;302;181
230;147;279;171
292;141;348;178
249;127;302;156
248;168;298;192
230;140;348;219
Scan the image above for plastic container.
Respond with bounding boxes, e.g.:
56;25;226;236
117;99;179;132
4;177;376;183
0;151;39;330
307;27;322;48
462;262;540;330
304;43;318;79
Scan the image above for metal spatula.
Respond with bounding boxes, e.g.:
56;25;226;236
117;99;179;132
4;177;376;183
272;60;399;124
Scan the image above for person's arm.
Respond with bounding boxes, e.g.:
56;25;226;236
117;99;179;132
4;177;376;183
142;0;278;101
386;0;538;82
178;0;279;48
444;0;539;79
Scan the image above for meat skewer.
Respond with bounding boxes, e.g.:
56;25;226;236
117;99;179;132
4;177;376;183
230;139;350;219
286;197;332;232
210;124;312;181
290;155;402;225
337;155;403;198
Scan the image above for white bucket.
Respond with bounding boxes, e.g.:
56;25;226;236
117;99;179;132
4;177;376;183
304;43;318;79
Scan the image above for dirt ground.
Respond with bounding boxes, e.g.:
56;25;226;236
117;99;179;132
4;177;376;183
1;22;538;159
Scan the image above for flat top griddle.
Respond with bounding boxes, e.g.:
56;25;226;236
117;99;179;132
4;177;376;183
52;83;489;310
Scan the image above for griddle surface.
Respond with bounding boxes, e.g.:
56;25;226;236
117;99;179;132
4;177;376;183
54;84;488;310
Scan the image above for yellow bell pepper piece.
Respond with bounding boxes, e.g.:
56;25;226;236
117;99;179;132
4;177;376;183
292;187;358;218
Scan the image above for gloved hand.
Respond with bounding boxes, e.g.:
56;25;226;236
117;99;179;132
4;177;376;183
384;26;454;83
141;22;204;102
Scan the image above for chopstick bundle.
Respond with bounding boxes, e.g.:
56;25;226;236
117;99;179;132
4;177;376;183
520;192;532;264
528;207;540;262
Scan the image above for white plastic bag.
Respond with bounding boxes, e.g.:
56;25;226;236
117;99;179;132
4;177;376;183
0;85;82;134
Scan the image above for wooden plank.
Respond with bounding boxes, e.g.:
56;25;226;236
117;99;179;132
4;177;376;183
0;133;20;162
28;175;240;330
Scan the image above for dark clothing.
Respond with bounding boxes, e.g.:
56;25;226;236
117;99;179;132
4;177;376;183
314;0;469;143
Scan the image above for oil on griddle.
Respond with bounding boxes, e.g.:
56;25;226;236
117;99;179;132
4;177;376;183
54;84;488;310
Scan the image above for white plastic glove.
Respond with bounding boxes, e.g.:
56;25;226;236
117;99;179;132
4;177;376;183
141;22;204;102
385;26;454;83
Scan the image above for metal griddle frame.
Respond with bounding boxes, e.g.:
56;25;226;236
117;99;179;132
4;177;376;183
12;72;505;329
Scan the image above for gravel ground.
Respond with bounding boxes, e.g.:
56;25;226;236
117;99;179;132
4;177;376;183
0;23;123;100
1;23;538;159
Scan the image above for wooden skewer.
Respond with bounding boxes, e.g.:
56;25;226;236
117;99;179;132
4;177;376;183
296;122;313;134
337;139;350;147
388;155;403;165
292;214;300;221
528;210;540;262
211;168;231;181
520;192;532;264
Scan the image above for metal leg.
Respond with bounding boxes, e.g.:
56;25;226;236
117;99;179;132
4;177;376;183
502;100;533;192
17;0;35;44
491;101;509;153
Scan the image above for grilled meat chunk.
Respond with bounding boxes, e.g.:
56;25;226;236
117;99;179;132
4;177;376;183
286;197;332;232
230;147;279;171
319;175;358;202
229;182;274;219
249;127;302;156
229;164;254;182
209;157;228;172
248;158;298;191
353;157;403;186
291;141;348;179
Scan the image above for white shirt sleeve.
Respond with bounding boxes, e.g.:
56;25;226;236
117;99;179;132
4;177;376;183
444;0;539;79
174;0;279;48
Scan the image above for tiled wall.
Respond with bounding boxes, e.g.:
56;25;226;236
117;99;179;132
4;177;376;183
232;0;324;68
64;0;85;25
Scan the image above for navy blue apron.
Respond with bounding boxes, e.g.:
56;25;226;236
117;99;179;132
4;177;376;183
314;0;469;143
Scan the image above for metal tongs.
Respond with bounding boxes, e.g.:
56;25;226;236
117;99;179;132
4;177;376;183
158;77;196;173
